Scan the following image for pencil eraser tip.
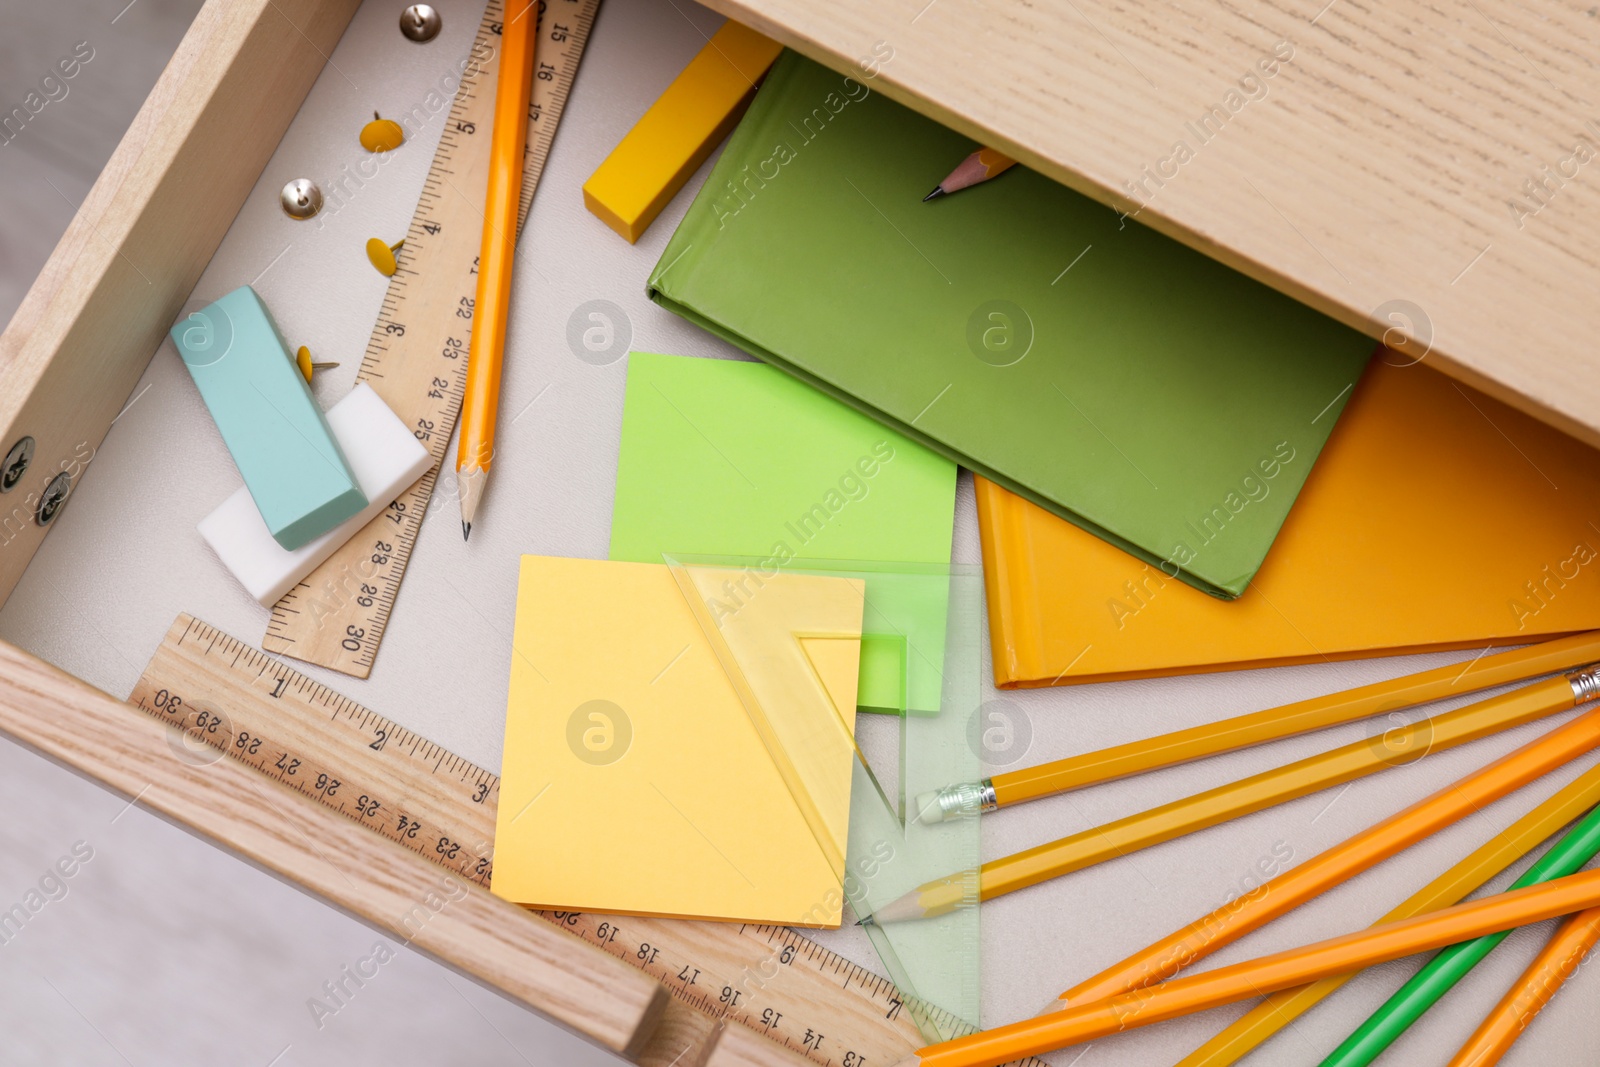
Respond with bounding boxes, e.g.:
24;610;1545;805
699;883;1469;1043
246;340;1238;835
913;789;948;824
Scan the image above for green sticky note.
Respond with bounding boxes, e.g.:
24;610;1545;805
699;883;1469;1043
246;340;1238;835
171;285;365;550
610;353;957;712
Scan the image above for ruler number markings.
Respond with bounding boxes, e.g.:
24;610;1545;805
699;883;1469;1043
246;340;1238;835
133;619;496;887
265;0;596;678
134;616;1046;1066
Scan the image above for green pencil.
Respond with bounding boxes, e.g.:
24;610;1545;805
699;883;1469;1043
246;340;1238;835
1316;799;1600;1067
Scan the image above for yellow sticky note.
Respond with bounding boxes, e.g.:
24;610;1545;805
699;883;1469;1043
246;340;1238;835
582;21;783;243
491;557;863;924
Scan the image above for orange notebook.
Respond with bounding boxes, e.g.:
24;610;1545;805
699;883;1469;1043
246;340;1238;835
978;357;1600;687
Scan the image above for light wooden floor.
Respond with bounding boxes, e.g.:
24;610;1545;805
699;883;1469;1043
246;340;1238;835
0;4;622;1064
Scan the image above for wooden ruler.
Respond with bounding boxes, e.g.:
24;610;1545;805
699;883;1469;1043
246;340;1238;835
134;615;1040;1066
264;0;597;678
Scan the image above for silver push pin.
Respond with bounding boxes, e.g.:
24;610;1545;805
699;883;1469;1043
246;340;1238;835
400;4;442;42
279;178;323;220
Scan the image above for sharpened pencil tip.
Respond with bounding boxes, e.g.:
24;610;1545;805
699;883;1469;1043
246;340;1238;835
462;521;471;541
922;186;945;202
856;915;875;927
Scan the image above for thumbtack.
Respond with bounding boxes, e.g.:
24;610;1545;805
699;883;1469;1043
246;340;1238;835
280;178;323;221
366;237;405;277
294;346;340;383
400;4;442;42
360;112;405;153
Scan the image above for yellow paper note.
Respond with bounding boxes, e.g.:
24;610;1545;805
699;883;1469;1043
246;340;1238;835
491;557;864;924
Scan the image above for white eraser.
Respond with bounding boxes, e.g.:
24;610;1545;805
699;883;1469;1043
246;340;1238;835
200;383;432;605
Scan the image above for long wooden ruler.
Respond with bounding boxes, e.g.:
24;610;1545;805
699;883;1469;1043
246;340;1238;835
134;615;1041;1067
264;0;597;678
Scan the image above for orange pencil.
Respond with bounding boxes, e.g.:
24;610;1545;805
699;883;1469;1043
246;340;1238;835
1174;759;1600;1067
456;0;538;539
1444;904;1600;1067
1055;693;1600;1009
891;868;1600;1067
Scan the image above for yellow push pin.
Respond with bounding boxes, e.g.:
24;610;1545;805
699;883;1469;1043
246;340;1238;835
294;345;340;383
359;111;405;153
366;237;404;277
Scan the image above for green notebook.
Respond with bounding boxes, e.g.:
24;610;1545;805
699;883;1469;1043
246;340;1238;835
648;52;1375;598
609;352;957;712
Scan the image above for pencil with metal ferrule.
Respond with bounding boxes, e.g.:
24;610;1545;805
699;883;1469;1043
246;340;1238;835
922;147;1015;200
888;867;1600;1067
915;631;1600;824
1173;758;1600;1067
1051;679;1600;1007
455;0;538;540
1444;903;1600;1067
863;670;1600;925
1316;798;1600;1066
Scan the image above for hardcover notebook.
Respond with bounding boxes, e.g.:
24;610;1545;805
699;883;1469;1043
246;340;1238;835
978;358;1600;687
648;51;1375;598
608;352;957;712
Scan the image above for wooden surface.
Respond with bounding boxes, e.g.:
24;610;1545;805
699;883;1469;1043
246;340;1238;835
704;0;1600;451
0;0;361;609
707;1023;815;1067
0;1;206;327
639;1000;722;1066
15;0;1600;623
3;2;1600;1067
0;632;669;1058
133;614;987;1067
129;616;505;888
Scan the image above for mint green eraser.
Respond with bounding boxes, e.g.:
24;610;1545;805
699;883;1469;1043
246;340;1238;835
171;285;366;551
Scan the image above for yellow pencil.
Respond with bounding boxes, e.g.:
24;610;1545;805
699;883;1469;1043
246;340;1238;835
1056;693;1600;1008
916;631;1600;824
865;670;1600;924
456;0;538;538
890;867;1600;1067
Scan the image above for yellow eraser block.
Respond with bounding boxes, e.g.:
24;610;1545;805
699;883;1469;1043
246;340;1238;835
583;21;782;243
